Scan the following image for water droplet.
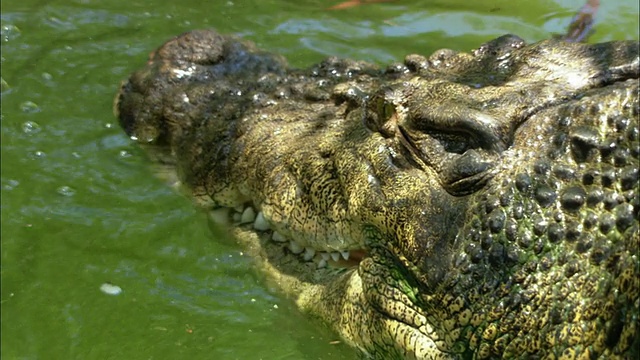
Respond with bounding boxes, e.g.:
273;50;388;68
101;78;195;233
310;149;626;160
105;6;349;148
1;24;20;42
42;72;53;81
71;152;81;158
57;185;75;197
104;123;113;129
20;101;40;113
119;150;131;158
22;121;41;134
28;150;46;159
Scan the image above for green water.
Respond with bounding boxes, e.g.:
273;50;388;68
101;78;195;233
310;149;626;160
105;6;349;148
1;1;638;359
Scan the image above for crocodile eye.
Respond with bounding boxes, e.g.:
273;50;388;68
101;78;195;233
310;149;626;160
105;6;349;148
423;130;474;154
397;107;506;195
405;105;506;153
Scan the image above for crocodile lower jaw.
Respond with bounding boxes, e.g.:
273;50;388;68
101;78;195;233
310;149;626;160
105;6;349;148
208;205;366;269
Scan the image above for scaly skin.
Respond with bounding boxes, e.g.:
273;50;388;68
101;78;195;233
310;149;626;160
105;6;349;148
115;30;639;359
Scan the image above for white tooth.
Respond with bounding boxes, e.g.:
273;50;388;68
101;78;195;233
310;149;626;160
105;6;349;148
253;211;270;231
271;231;286;243
289;241;304;254
233;213;242;222
340;250;350;260
303;247;316;261
234;205;244;213
320;252;330;261
330;252;340;262
317;258;327;268
209;208;230;226
240;207;256;224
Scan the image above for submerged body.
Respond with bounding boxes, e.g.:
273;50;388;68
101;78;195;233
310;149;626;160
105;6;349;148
116;30;639;359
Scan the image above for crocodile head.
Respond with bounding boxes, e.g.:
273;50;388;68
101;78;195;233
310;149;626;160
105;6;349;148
115;30;639;359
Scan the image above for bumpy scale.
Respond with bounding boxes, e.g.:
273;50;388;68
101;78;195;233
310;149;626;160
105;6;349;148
116;29;639;359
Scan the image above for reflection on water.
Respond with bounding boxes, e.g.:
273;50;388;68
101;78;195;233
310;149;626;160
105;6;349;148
1;0;638;359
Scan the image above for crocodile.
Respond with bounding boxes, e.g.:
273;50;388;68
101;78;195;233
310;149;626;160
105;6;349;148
115;29;640;359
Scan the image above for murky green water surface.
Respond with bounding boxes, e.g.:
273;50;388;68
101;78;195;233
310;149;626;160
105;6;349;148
1;1;638;359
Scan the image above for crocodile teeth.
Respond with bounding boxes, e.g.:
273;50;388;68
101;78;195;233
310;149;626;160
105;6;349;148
340;250;350;260
209;208;231;226
317;258;327;268
271;231;286;243
330;252;341;262
233;213;242;222
240;206;256;224
320;252;330;261
253;211;270;231
288;241;304;254
303;247;316;261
